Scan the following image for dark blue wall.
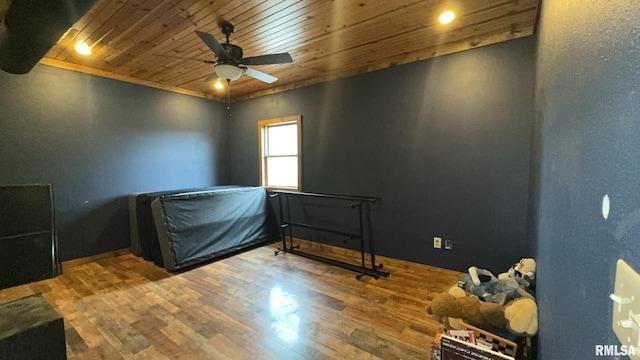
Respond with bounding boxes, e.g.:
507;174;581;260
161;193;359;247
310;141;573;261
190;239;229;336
0;64;228;261
534;1;640;358
228;37;536;273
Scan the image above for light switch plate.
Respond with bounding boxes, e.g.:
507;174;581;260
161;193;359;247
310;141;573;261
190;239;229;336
611;259;640;358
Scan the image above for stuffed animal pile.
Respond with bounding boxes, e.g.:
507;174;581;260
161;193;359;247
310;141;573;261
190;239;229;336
499;258;536;287
427;258;538;337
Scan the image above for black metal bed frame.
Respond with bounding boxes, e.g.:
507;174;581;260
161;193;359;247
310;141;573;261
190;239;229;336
270;190;390;280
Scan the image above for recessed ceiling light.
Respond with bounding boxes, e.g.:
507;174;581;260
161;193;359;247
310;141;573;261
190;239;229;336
72;29;115;57
74;41;92;56
439;10;455;24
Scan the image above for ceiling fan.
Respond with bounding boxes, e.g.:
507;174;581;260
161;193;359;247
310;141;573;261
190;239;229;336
192;22;293;84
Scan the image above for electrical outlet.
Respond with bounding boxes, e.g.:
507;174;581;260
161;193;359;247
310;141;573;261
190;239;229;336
433;237;442;249
610;259;640;357
445;239;453;250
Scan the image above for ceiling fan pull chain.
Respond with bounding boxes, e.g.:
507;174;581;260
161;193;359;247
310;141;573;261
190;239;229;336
227;79;231;116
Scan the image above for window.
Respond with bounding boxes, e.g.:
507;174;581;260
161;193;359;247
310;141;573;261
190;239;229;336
259;115;301;191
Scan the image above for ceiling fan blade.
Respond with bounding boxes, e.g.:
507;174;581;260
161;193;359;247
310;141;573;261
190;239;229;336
154;53;216;64
204;72;221;82
195;30;229;58
243;67;278;83
240;53;293;65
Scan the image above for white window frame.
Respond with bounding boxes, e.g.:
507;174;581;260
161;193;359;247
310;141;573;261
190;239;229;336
258;115;302;191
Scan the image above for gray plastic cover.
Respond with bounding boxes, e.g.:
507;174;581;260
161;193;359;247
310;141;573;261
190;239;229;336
131;186;239;265
151;187;279;271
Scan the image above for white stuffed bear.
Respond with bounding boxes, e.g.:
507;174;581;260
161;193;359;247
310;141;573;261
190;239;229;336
498;258;536;287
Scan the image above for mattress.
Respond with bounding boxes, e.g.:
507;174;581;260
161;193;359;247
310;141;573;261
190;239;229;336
128;192;144;256
130;186;238;266
151;187;280;271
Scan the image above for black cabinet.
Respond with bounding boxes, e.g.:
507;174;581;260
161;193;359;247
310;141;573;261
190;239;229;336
0;184;60;290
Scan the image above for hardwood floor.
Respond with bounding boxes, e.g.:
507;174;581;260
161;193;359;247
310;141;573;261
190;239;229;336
0;240;463;359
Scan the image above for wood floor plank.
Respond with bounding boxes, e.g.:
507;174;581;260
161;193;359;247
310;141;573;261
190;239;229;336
0;240;463;359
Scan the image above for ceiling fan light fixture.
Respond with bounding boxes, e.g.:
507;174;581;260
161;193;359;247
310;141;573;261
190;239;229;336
215;64;243;81
213;80;225;89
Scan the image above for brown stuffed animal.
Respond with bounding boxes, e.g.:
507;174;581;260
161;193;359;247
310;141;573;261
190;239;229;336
427;285;538;337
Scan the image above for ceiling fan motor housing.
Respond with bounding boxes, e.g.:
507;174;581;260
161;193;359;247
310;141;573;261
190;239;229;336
219;43;243;64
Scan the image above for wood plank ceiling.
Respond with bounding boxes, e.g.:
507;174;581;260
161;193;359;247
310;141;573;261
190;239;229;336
40;0;541;102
